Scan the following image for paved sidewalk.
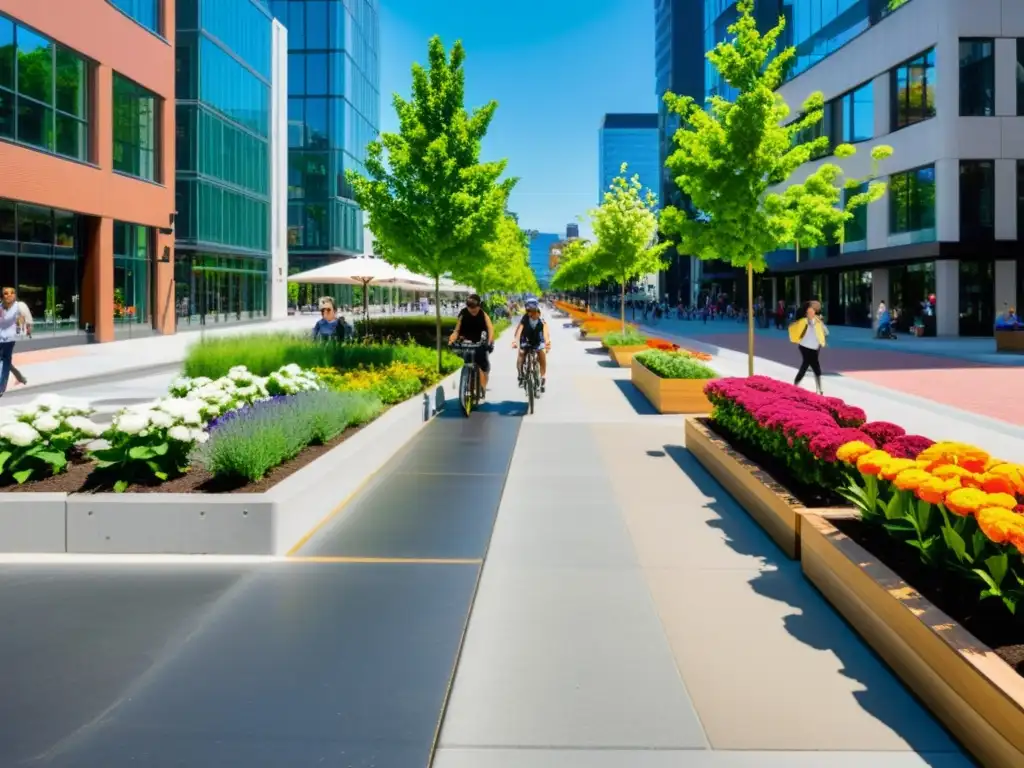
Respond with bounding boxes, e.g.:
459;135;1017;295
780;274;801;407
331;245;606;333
434;318;968;766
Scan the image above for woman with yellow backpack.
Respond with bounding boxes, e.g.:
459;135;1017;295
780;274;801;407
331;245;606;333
788;300;829;394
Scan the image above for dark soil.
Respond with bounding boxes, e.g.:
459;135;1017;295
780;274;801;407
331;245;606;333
832;517;1024;675
701;418;846;508
1;423;368;495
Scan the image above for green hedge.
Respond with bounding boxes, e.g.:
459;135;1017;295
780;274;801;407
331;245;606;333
355;315;511;345
634;349;717;379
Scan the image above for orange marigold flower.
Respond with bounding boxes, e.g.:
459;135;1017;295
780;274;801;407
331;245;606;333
916;475;962;505
880;458;917;480
837;441;876;464
984;457;1007;472
856;450;892;476
976;507;1024;553
979;472;1016;496
984;492;1018;510
917;442;991;473
944;487;989;517
989;463;1024;495
892;468;932;491
930;464;973;480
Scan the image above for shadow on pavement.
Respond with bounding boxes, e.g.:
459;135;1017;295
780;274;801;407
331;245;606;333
597;360;618;368
612;380;658;415
436;400;526;418
662;444;968;765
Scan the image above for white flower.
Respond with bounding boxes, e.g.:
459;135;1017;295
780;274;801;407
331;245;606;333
85;438;111;452
167;425;193;442
0;421;40;447
148;410;175;429
115;412;150;435
193;429;210;444
66;416;102;437
32;414;61;433
30;393;63;412
181;409;202;426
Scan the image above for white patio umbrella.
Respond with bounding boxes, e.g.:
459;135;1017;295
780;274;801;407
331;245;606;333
288;257;431;317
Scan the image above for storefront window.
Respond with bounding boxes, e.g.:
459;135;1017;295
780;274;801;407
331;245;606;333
112;222;150;328
174;253;269;327
0;16;90;161
959;260;994;337
837;270;872;327
889;262;936;333
112;73;159;181
960;160;994;241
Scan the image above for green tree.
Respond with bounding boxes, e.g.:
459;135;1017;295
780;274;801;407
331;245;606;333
347;37;515;370
661;0;830;375
589;164;670;330
472;215;539;295
549;239;605;299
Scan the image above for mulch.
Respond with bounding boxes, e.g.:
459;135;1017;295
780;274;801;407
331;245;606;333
832;517;1024;675
0;423;368;495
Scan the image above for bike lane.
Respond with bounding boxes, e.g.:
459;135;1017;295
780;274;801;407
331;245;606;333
0;343;525;767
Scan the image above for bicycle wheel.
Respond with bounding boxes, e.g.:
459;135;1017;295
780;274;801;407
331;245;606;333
459;366;472;417
525;361;535;414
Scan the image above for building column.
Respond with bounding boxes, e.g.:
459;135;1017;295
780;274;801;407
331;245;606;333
995;260;1018;312
935;260;959;336
82;216;114;342
153;232;175;334
871;267;889;309
270;18;289;319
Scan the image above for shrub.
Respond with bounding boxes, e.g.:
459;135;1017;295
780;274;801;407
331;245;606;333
634;350;717;380
313;361;430;404
183;334;462;378
0;395;102;484
195;390;383;482
603;330;648;347
354;315;511;345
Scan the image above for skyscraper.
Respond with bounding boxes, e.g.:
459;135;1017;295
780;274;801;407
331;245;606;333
175;0;276;324
525;230;560;289
598;113;659;203
566;223;579;239
267;0;380;305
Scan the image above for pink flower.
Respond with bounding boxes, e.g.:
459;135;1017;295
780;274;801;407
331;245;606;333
882;434;935;459
861;421;906;445
808;429;877;462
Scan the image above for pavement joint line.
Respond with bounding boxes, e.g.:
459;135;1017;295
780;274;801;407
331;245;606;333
0;554;483;565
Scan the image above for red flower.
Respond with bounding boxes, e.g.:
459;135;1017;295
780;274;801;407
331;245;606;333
882;434;935;459
861;421;906;445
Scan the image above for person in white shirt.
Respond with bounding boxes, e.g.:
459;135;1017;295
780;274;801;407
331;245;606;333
10;290;30;386
0;287;24;395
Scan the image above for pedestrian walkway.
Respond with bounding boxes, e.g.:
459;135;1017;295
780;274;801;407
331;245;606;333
433;318;967;766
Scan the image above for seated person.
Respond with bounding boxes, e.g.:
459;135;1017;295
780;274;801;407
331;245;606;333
312;300;341;340
996;306;1021;330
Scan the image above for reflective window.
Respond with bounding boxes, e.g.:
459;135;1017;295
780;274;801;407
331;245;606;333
108;0;161;35
891;48;936;130
198;35;269;136
959;260;994;336
0;17;90;161
305;1;328;50
843;183;868;244
176;178;269;252
1017;40;1024;116
959;39;994;117
113;72;160;181
959;160;994;241
192;105;268;194
889;164;936;236
825;80;874;149
174;253;268;326
199;0;271;79
112;222;150;325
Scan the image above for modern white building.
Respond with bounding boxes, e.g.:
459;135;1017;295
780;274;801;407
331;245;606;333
764;0;1024;336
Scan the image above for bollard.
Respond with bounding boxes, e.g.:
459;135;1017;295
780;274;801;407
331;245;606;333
422;393;430;421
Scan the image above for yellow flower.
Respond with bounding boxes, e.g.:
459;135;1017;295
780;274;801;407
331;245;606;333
984;492;1018;510
976;507;1024;554
944;487;989;517
857;450;892;476
880;458;917;481
892;468;932;491
917;442;990;473
930;464;973;480
916;475;962;505
836;441;875;464
989;463;1024;495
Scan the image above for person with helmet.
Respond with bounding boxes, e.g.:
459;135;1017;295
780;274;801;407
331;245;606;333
512;298;551;393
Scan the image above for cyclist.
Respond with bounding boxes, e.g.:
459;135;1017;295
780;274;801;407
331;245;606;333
512;298;551;393
448;293;495;396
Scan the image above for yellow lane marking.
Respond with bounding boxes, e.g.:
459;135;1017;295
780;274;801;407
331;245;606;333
284;471;379;555
289;556;482;565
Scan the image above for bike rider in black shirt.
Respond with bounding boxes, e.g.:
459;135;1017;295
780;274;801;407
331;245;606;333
512;298;551;393
448;294;495;396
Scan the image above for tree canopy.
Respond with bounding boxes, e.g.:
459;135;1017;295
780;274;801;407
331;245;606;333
549;239;603;292
347;36;515;369
472;214;539;295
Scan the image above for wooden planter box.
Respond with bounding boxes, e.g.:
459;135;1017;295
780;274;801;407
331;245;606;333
802;513;1024;766
996;330;1024;354
608;345;647;366
630;358;713;415
684;417;848;559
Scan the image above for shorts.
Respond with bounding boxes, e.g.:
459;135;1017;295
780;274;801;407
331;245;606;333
474;344;490;373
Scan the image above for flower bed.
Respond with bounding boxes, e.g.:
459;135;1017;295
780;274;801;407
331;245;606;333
630;350;716;414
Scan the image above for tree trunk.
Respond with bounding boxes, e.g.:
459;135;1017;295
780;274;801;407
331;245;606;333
746;263;755;377
434;275;442;374
795;242;801;263
620;283;626;332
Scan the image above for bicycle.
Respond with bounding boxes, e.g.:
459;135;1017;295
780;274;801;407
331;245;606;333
450;334;488;417
518;344;544;415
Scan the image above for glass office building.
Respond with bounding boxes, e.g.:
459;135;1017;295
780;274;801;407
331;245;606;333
267;0;380;307
599;114;660;205
526;231;560;290
175;0;273;326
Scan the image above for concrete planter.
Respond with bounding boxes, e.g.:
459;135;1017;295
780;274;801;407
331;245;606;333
0;373;459;555
995;330;1024;354
608;345;647;367
684;417;848;559
802;513;1024;767
631;358;713;415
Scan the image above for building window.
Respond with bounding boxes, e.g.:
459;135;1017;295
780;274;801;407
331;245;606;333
174;253;268;325
0;16;90;162
112;222;150;325
959;39;995;116
1018;40;1024;116
0;199;80;336
1016;161;1024;239
830;81;874;146
112;73;159;181
843;183;869;245
959;260;995;337
959;160;994;241
107;0;160;36
891;49;936;130
889;164;936;237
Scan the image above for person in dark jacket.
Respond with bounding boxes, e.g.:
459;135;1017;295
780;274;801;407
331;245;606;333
312;300;341;340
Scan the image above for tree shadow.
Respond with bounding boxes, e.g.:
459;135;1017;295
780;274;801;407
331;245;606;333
585;347;609;356
662;444;972;765
435;399;525;418
597;360;618;368
611;380;658;415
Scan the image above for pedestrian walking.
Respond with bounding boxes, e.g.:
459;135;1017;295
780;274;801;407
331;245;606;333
0;286;25;396
10;289;30;385
788;300;828;394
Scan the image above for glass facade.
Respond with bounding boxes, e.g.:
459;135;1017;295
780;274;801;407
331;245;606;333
0;200;81;337
598;117;660;204
1018;39;1024;117
889;164;935;240
843;183;868;246
175;0;272;324
108;0;162;35
889;261;935;332
0;15;90;162
959;260;994;336
112;221;151;328
268;0;380;261
959;39;994;117
113;73;159;181
959;160;994;242
836;269;872;327
891;49;936;130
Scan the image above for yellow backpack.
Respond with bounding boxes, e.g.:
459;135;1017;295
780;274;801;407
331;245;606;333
788;319;807;344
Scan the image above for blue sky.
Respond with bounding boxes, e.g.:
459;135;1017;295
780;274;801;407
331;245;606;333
377;0;656;240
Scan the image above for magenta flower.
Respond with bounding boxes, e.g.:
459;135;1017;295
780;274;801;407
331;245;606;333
860;421;906;445
808;429;877;462
882;434;935;459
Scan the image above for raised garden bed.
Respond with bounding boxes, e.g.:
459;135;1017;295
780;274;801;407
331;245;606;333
609;345;646;366
630;350;716;415
803;513;1024;766
996;329;1024;354
685;417;848;559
